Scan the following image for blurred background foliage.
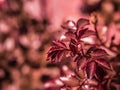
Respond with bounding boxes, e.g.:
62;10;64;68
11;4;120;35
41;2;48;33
0;0;120;90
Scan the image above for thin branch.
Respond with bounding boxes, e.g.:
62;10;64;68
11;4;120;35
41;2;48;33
94;24;119;54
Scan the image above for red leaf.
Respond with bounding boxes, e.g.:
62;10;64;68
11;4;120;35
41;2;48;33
52;41;66;48
47;48;58;59
56;50;65;62
61;20;76;30
86;47;108;59
48;47;60;53
95;66;106;81
95;59;111;70
98;84;104;90
76;57;87;71
76;28;88;39
86;61;96;79
69;39;78;53
87;46;97;54
92;49;108;58
51;51;58;61
65;31;76;39
81;30;95;38
47;49;66;62
47;42;67;62
76;28;95;40
77;18;89;29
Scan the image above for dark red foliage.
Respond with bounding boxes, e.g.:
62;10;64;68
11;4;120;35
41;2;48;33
95;59;111;70
47;41;68;62
76;28;95;40
76;56;87;70
47;18;114;90
86;61;96;79
69;39;78;55
86;47;108;58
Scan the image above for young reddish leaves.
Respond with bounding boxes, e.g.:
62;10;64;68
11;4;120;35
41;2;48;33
77;18;89;29
47;41;67;62
69;39;78;55
47;17;112;90
52;41;67;48
76;28;95;40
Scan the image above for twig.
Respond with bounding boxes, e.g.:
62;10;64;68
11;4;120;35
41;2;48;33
94;24;119;54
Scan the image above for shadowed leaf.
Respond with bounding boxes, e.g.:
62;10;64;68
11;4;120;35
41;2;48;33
69;39;78;54
96;66;107;82
86;61;96;79
87;46;97;54
95;59;111;70
86;47;108;59
76;57;87;71
56;50;65;62
98;84;104;90
92;49;108;58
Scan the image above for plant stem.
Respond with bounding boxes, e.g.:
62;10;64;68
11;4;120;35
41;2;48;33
94;24;119;54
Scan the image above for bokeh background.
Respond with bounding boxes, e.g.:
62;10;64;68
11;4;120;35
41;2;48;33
0;0;120;90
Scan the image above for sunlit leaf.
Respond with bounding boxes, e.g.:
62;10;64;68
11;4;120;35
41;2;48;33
65;31;76;39
76;28;95;40
52;41;67;48
77;18;89;29
61;20;76;30
81;30;95;38
60;75;79;87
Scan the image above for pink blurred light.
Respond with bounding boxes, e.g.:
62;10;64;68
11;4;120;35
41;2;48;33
55;79;64;86
0;21;10;34
62;65;68;71
60;35;66;40
4;38;15;51
23;0;41;20
0;0;4;3
19;35;30;47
